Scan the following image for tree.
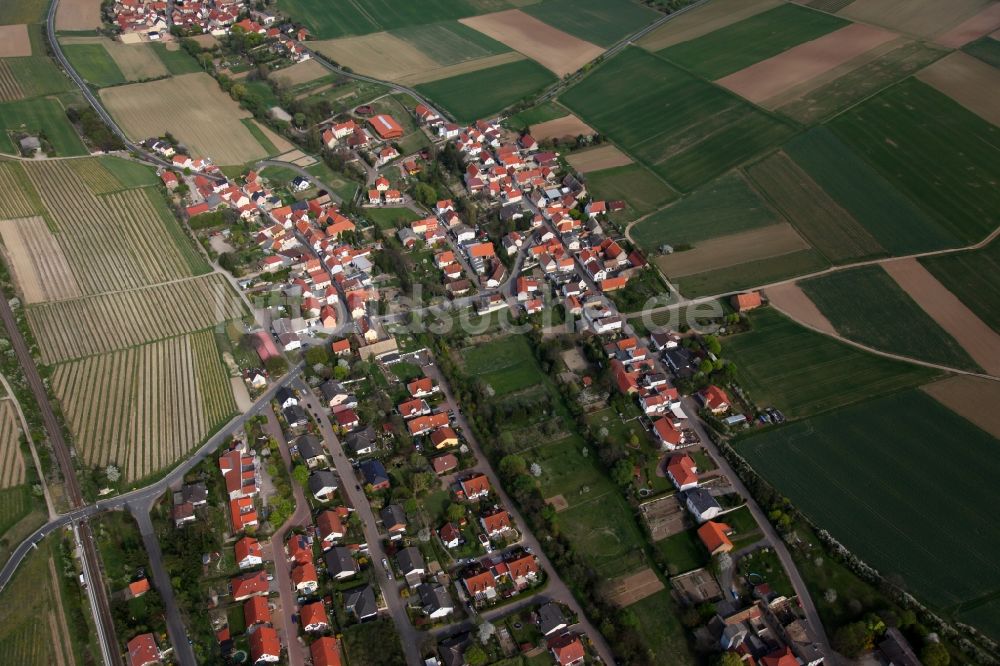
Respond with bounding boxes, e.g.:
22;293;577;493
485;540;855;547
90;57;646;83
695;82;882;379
920;642;949;666
304;345;329;367
291;464;309;488
611;459;633;488
712;653;744;666
445;502;465;523
464;645;487;666
833;621;873;658
499;454;527;478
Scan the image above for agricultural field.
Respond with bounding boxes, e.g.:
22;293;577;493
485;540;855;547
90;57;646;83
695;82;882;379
0;97;87;156
530;114;594;141
55;0;102;30
637;0;780;51
744;152;884;264
840;0;994;41
0;0;48;25
0;400;24;489
724;307;937;418
962;34;1000;68
673;249;828;299
0;162;42;218
28;273;247;364
52;330;237;482
656;223;810;279
657;4;848;80
520;0;660;47
784;129;953;256
916;51;1000;127
416;58;555;122
60;37;168;83
62;43;126;87
800;266;979;371
920;237;1000;334
0;51;74;100
775;40;945;125
17;160;209;296
460;335;546;396
738;389;1000;619
149;43;202;75
830;79;1000;246
391;21;512;65
630;172;780;252
922;376;1000;442
582;163;676;219
560;47;795;193
100;73;274;165
565;145;631;172
0;61;22;103
0;25;31;58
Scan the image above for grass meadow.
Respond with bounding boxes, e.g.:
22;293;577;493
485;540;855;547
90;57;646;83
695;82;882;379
460;335;546;396
801;265;980;371
920;237;1000;334
416;58;556;122
150;43;203;75
738;389;1000;613
584;163;676;217
724;307;939;418
62;43;126;87
0;97;87;156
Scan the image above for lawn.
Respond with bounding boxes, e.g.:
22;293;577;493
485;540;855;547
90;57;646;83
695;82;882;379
657;3;849;79
800;265;979;371
558;492;649;578
532;435;615;505
627;591;698;665
341;618;406;665
724;307;939;419
584;163;677;217
461;335;546;396
657;528;707;574
416;58;557;122
150;43;203;75
721;506;759;548
389;361;424;382
830;79;1000;247
674;249;829;299
630;172;780;252
920;237;1000;334
521;0;661;47
259;164;299;185
738;389;1000;613
784;128;953;256
0;97;88;156
963;34;1000;69
62;43;126;87
739;548;793;598
560;47;794;192
364;207;417;234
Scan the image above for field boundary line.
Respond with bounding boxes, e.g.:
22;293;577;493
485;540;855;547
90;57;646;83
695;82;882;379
0;373;55;519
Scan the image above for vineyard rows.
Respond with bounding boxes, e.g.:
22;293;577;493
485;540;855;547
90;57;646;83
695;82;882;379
0;216;82;303
22;161;206;295
0;60;22;102
0;400;24;489
52;330;236;482
0;163;41;219
68;158;121;195
28;273;247;364
0;539;69;666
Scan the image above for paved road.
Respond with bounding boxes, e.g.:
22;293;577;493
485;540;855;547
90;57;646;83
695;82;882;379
291;377;425;666
420;361;618;665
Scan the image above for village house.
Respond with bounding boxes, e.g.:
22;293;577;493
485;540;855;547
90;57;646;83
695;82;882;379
417;583;454;619
360;459;390;489
249;625;281;664
236;536;264;570
324;546;359;580
300;601;329;633
310;637;342;666
244;595;271;629
345;585;378;621
459;474;490;501
480;509;512;539
231;570;269;601
683;487;722;523
697;521;734;555
700;385;732;415
127;633;161;666
308;469;339;501
666;453;699;491
380;503;407;536
439;522;462;549
292;561;319;594
548;633;585;666
316;509;346;548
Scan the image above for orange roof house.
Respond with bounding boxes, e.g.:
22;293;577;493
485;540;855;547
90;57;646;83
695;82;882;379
432;453;459;474
249;626;281;663
231;571;269;601
369;114;404;140
666;454;698;490
310;636;342;666
653;417;682;449
463;570;496;597
506;553;539;583
127;633;160;666
459;473;490;499
300;600;329;632
697;521;733;555
128;578;151;598
761;646;798;666
548;633;585;666
407;377;436;397
732;291;763;312
430;426;459;449
244;595;272;627
700;385;731;414
468;242;495;258
481;509;512;536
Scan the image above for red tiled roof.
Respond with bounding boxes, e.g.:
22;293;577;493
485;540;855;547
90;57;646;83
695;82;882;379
310;636;342;666
300;600;328;629
244;595;271;626
127;633;159;666
249;626;280;662
697;521;733;555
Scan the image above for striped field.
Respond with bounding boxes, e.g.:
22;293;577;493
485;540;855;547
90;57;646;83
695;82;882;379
0;400;24;489
0;162;42;219
0;60;23;102
52;330;236;482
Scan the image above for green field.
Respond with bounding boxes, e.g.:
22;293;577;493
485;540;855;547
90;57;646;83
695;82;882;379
920;237;1000;334
630;172;780;251
657;529;707;574
801;265;979;371
0;97;88;156
724;308;938;418
628;591;697;664
776;41;945;125
240;119;279;156
391;21;511;65
560;47;794;192
521;0;661;47
785;128;954;255
305;161;359;201
957;597;1000;642
504;102;570;130
0;0;46;24
417;58;556;122
461;335;546;396
584;163;676;217
830;79;1000;246
62;44;126;87
739;389;1000;614
674;249;829;299
0;486;31;539
962;35;1000;69
99;156;160;189
364;206;422;230
657;3;848;79
150;43;203;75
5;54;75;99
277;0;516;39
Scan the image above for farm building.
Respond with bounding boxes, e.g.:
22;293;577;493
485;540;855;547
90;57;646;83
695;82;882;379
732;291;763;312
369;114;404;141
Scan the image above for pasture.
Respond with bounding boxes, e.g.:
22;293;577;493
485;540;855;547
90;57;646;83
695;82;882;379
52;330;236;482
460;335;545;396
724;307;937;418
657;4;848;80
582;163;675;218
100;73;272;165
364;207;421;231
920;237;1000;334
3;51;75;100
745;152;884;264
560;47;794;192
0;400;24;489
416;58;555;122
0;97;87;156
62;43;126;87
830;79;1000;246
674;249;828;298
21;160;209;296
738;389;1000;615
0;0;47;24
916;51;1000;127
800;266;979;371
520;0;660;47
775;40;945;125
630;172;780;252
28;273;247;364
785;128;953;255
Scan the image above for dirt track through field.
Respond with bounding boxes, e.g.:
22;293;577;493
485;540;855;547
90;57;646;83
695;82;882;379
765;282;837;335
656;224;809;277
530;115;594;141
0;25;31;57
916;51;1000;127
883;258;1000;376
55;0;101;31
460;10;604;76
602;568;665;607
717;23;897;105
934;2;1000;47
638;0;781;51
566;144;633;172
922;376;1000;440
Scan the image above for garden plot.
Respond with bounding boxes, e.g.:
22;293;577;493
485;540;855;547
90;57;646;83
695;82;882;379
602;568;665;607
639;494;688;541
